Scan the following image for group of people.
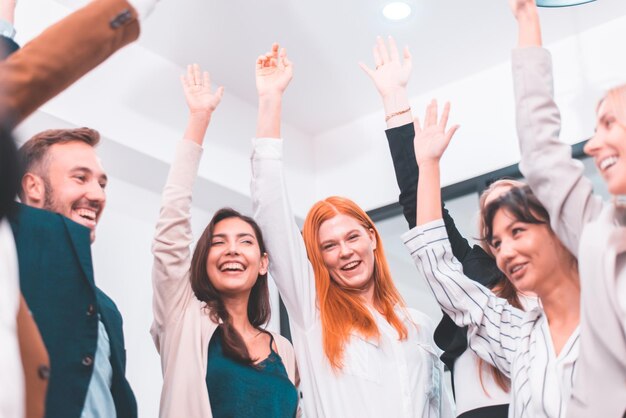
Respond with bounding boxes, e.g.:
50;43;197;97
0;0;624;417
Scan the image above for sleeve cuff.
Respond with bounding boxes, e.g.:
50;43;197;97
511;46;552;71
251;137;283;160
0;19;16;39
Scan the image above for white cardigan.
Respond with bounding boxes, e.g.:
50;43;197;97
513;46;626;418
251;137;454;418
150;139;297;418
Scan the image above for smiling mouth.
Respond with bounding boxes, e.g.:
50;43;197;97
509;263;528;279
219;262;246;272
599;155;619;172
341;261;361;271
73;207;98;227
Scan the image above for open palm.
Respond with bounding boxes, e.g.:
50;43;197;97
181;64;224;115
413;100;459;164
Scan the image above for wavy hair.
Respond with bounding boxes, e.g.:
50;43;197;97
302;196;407;370
190;208;270;365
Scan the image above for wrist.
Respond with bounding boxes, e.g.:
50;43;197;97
188;110;212;123
416;158;441;169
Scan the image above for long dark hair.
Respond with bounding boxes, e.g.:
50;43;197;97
190;208;271;365
477;184;547;393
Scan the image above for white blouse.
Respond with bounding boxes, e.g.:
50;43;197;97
251;137;454;418
403;219;579;418
0;219;24;418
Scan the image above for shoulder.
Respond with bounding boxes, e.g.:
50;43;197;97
403;307;437;338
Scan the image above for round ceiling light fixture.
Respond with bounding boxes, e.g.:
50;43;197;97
382;2;412;21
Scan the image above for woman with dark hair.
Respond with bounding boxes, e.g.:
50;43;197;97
510;0;626;415
403;102;580;418
151;64;298;418
361;37;538;418
251;43;453;418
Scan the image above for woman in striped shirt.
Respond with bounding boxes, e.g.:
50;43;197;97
402;101;580;418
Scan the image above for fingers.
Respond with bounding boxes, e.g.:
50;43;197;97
372;45;382;68
445;124;460;145
193;63;201;86
215;86;225;103
424;99;438;127
358;62;374;78
388;36;400;62
403;46;412;69
439;102;450;130
376;36;390;64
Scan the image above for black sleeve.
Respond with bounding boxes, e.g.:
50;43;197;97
0;35;19;60
385;122;502;287
385;122;505;381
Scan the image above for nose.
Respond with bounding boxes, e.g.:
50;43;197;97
497;240;517;270
86;179;106;205
338;241;354;258
583;132;601;157
226;241;240;255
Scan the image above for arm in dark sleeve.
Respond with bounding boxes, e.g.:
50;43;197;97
0;35;19;59
385;122;500;286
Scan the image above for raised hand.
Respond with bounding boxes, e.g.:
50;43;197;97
508;0;537;20
181;64;224;117
359;36;412;99
256;43;293;98
413;100;459;165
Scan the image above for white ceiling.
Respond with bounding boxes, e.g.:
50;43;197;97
132;0;626;136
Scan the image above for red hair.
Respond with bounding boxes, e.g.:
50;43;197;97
302;196;408;369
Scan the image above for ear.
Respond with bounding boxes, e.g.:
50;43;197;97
259;252;269;276
21;173;46;207
368;228;377;251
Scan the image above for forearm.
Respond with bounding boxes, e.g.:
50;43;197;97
0;0;15;25
416;161;442;226
382;89;412;129
0;0;140;129
516;4;542;47
256;94;282;138
183;112;211;145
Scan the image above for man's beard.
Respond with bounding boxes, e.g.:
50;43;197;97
41;176;60;213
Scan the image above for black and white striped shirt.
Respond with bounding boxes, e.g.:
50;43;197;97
403;219;579;418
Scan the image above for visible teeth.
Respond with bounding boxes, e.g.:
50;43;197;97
342;261;360;270
599;156;618;171
221;262;245;272
511;265;524;274
76;208;96;221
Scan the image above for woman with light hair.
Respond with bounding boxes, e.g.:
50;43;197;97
510;0;626;415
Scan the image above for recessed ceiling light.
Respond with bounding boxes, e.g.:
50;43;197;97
382;2;412;21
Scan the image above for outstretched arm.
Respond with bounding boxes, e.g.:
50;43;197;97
413;100;459;226
251;44;317;328
151;65;223;339
510;0;602;253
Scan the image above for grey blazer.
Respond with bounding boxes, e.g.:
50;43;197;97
512;46;626;418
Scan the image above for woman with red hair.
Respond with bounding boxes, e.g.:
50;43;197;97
251;43;454;418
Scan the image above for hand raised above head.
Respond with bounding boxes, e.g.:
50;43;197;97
359;35;411;99
181;63;224;117
508;0;538;20
255;43;293;98
413;100;459;165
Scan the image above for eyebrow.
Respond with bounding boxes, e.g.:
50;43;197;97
491;219;517;241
